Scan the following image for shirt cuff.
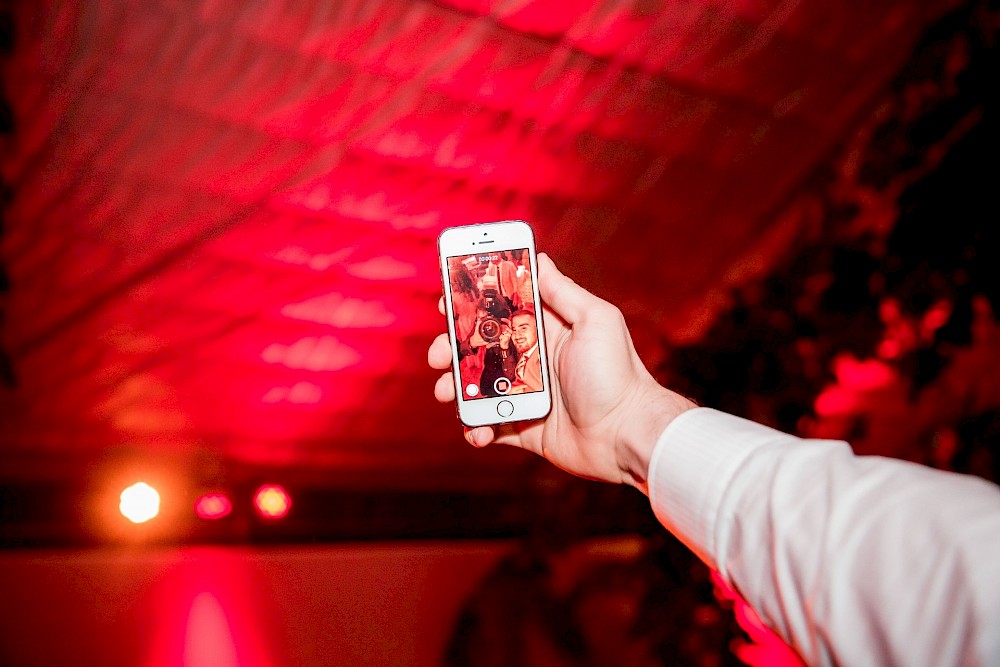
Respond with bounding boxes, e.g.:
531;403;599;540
646;407;802;569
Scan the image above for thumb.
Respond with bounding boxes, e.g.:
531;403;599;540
537;252;601;324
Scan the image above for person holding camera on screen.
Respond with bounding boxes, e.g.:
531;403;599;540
472;306;514;398
428;252;1000;667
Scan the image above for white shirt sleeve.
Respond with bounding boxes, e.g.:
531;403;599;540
647;407;1000;667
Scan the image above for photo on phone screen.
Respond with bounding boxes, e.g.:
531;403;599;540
445;248;543;401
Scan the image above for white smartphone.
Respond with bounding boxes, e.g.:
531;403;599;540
438;220;552;427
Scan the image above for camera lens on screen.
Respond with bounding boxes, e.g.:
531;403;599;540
479;317;501;342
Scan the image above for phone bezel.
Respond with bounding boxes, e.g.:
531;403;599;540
438;220;552;427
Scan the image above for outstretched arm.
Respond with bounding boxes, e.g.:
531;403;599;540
650;408;1000;666
428;252;1000;666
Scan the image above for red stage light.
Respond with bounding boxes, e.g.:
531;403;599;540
195;493;233;520
253;485;291;519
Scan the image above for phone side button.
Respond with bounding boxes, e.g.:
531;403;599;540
497;400;514;417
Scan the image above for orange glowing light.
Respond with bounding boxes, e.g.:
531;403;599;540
120;482;160;523
195;493;233;520
254;484;291;519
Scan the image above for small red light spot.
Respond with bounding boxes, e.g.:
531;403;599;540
813;386;856;416
195;493;233;520
254;484;291;519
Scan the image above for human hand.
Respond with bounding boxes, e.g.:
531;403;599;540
499;325;512;350
428;253;695;492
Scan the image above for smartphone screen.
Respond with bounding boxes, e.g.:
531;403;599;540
445;248;543;400
439;220;551;427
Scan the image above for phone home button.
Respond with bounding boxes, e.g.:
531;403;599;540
497;400;514;418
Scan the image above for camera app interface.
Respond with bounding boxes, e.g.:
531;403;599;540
447;249;543;400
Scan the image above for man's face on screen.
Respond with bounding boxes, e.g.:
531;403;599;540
511;313;537;353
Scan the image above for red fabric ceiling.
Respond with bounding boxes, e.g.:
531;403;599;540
0;0;958;491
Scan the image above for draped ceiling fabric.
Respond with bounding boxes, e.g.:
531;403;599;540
0;0;958;493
